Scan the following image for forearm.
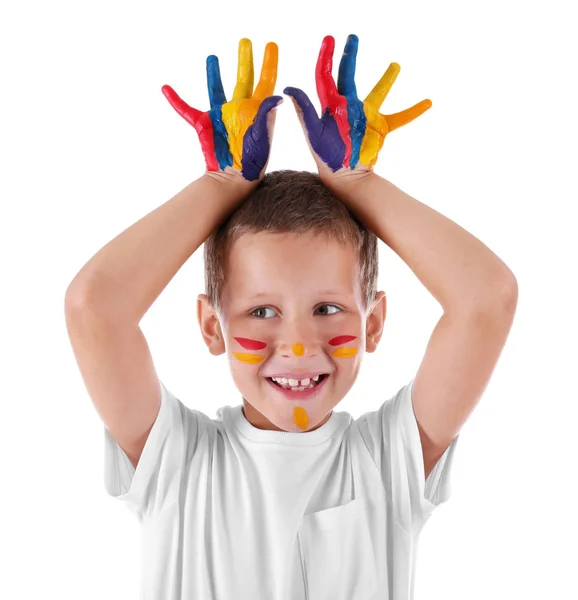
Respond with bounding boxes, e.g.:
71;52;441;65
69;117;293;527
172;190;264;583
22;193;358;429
324;172;517;315
65;170;256;324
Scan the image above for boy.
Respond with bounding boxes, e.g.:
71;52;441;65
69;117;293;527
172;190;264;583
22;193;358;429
64;35;518;599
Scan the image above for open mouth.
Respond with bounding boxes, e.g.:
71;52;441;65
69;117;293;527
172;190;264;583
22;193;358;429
266;373;329;391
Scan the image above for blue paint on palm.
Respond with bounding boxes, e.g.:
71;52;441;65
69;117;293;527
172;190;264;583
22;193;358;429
318;109;347;171
283;87;346;171
209;107;233;170
337;34;366;169
241;95;283;181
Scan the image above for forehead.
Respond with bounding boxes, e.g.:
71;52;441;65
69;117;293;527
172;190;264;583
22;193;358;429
225;231;360;300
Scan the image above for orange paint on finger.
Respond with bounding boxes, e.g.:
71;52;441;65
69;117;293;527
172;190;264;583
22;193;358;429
292;343;305;356
331;347;358;358
293;406;309;430
233;352;265;364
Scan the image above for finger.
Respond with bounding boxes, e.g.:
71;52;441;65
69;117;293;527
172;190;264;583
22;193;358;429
161;84;203;128
232;38;254;100
337;34;358;97
241;95;283;181
253;41;278;102
384;98;432;132
315;35;339;111
283;86;323;140
206;55;227;108
364;62;400;110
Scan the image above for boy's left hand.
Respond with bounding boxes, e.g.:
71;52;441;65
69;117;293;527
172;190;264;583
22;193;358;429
284;35;432;183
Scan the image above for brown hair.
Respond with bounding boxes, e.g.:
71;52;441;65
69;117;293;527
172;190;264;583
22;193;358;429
203;170;379;317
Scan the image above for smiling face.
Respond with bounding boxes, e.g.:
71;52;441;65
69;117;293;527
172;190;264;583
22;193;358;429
197;230;386;432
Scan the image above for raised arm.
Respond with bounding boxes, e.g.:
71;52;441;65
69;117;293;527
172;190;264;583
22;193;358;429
64;38;281;469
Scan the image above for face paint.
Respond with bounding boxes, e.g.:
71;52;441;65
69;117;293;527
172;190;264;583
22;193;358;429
283;34;432;172
232;337;267;365
233;353;265;364
162;38;282;182
293;406;309;430
328;335;357;346
332;347;358;358
328;335;358;358
233;337;267;350
292;343;305;356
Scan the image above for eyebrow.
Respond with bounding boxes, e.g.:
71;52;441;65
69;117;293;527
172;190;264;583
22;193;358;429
247;290;346;300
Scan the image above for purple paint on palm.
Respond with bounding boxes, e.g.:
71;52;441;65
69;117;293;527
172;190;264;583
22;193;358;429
241;95;283;181
283;87;346;171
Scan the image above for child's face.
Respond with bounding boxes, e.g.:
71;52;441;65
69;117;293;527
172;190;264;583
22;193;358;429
197;231;386;433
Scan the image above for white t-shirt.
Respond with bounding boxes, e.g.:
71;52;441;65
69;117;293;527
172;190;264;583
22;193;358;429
104;377;460;599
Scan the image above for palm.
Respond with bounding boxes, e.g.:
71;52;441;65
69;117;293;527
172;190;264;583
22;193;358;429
162;39;282;181
285;35;432;172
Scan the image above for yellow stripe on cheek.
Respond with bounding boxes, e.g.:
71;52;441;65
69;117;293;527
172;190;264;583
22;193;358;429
233;352;265;364
331;347;358;358
292;343;305;356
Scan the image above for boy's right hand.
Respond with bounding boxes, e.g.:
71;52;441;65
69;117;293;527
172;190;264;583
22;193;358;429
162;38;283;182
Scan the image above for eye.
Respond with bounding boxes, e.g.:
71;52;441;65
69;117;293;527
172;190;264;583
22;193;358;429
314;304;342;316
251;307;277;319
250;304;342;319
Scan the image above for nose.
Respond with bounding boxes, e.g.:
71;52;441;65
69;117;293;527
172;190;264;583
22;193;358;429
291;343;306;357
278;319;321;358
279;341;319;358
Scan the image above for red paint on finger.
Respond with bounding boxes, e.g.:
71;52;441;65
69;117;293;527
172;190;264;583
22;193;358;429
234;337;267;350
328;335;357;346
315;37;352;167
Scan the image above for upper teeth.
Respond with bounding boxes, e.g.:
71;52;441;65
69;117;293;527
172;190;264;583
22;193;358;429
272;375;320;386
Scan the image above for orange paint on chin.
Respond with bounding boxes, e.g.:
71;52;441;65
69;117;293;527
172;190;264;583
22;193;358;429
293;406;309;430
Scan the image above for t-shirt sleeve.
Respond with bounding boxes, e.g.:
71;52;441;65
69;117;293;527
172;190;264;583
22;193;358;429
356;377;460;532
103;379;201;521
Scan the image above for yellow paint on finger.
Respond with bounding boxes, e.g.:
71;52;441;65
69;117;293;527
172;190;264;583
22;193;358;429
293;406;309;430
364;62;400;109
331;347;358;358
292;343;305;356
221;99;259;169
232;38;254;100
233;352;265;364
359;103;388;168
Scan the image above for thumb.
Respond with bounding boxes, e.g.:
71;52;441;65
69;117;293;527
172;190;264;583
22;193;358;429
250;95;284;142
283;87;323;140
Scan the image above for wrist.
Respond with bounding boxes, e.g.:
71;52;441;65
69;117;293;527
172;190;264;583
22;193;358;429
201;167;260;196
319;167;378;196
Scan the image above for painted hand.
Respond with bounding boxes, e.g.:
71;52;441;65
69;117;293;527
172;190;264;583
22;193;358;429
284;34;432;173
162;39;283;182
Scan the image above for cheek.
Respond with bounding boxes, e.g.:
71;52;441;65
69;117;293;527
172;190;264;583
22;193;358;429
328;335;359;359
231;336;268;365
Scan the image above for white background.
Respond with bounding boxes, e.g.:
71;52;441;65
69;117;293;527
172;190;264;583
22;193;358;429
1;0;576;597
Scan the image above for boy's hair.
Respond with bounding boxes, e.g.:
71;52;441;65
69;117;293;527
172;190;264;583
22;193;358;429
203;169;379;317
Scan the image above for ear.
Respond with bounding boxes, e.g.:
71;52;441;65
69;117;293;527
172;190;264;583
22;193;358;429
365;291;386;353
197;293;226;356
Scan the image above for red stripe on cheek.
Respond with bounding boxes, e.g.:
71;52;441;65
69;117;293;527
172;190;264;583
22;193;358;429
328;335;357;346
234;337;267;350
